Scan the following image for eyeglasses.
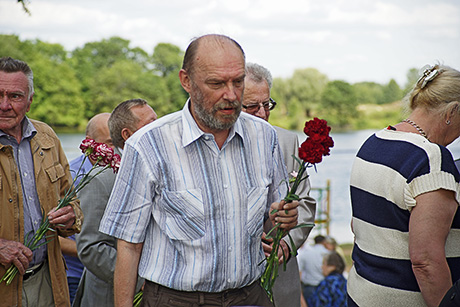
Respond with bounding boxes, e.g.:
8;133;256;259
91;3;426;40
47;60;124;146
242;98;277;114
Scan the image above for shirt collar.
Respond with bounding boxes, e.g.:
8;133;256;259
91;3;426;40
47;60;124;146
0;116;37;141
181;99;245;148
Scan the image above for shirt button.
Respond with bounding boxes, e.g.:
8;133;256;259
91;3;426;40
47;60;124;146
223;184;228;189
23;172;28;177
227;278;231;283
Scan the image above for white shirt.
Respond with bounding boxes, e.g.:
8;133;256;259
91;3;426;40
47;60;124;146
100;100;287;292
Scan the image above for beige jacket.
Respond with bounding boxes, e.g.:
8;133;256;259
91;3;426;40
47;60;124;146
0;119;83;307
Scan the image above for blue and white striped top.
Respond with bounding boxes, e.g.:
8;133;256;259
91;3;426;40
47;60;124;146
348;129;460;306
99;100;287;292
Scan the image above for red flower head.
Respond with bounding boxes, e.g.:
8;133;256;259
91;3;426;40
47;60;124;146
299;118;334;164
303;117;331;138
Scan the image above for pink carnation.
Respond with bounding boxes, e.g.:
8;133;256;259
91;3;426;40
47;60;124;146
111;154;121;173
80;138;96;154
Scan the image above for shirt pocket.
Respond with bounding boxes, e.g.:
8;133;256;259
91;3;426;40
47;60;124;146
246;186;269;237
45;163;65;183
161;189;205;241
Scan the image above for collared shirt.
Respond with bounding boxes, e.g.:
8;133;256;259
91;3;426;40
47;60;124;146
69;154;94;187
100;100;287;292
0;117;46;266
65;154;93;278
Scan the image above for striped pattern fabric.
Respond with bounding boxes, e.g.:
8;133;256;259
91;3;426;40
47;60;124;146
100;101;287;292
348;129;460;307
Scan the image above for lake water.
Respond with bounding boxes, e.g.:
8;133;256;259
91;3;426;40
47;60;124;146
58;130;460;245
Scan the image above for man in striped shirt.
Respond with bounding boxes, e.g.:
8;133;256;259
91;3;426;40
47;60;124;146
99;34;300;307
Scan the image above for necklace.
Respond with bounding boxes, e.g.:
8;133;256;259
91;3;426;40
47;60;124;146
402;119;428;139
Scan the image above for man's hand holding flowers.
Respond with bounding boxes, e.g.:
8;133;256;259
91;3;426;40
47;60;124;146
47;205;76;231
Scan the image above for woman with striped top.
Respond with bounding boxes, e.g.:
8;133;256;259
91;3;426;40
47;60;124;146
348;64;460;307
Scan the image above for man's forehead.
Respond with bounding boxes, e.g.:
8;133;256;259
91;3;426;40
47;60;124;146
193;40;245;74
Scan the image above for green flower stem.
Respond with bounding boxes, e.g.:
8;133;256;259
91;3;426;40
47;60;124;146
260;161;315;301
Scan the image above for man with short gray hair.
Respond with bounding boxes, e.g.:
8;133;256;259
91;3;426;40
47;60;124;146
242;62;316;307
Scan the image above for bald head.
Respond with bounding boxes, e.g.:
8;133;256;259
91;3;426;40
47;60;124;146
86;113;113;148
182;34;245;77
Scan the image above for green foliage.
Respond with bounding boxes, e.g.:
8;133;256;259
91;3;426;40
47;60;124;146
403;68;419;95
318;80;358;128
152;43;184;77
353;82;385;105
271;68;328;130
382;79;402;104
1;34;412;132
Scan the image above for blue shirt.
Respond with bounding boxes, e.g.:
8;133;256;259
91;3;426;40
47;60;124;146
0;117;46;266
307;272;347;307
100;100;287;292
69;154;93;187
64;154;93;278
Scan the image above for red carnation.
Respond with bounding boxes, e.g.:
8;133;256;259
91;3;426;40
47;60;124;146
303;117;331;138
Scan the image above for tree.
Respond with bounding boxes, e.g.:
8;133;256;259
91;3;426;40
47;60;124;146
382;79;402;104
353;82;385;105
403;68;419;94
320;80;357;128
152;43;184;77
271;68;328;130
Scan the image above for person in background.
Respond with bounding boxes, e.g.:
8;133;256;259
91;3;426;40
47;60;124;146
242;62;316;307
60;112;113;304
99;34;299;307
298;235;330;301
324;236;345;261
348;64;460;307
307;251;347;307
0;56;83;306
73;99;157;307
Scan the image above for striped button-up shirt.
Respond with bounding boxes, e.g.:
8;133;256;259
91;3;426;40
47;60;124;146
100;100;287;292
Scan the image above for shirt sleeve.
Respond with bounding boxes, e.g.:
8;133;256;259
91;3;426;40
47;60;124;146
99;142;155;243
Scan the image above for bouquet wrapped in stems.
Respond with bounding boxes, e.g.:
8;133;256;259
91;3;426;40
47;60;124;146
0;138;121;285
261;117;334;301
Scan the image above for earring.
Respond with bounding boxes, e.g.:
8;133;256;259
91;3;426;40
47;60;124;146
446;120;451;125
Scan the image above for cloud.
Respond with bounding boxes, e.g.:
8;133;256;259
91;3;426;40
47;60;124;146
1;0;459;85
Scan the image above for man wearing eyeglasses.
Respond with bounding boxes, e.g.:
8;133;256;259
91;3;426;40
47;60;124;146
242;62;316;307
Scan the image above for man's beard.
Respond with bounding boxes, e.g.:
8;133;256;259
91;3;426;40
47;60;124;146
191;82;242;131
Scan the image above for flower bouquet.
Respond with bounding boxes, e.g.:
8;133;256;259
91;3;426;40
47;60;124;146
0;138;121;285
260;117;334;301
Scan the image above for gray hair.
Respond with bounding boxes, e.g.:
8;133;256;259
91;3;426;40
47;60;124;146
108;98;148;148
0;57;34;99
246;62;273;89
405;63;460;117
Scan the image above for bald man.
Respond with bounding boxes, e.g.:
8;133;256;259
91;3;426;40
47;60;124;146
100;34;299;307
60;112;113;304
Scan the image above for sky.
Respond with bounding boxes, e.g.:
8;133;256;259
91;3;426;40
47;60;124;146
1;0;459;86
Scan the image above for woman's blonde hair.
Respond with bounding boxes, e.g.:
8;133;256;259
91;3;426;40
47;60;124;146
405;64;460;117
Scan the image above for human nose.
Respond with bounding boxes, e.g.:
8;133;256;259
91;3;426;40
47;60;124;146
255;104;268;120
0;93;12;111
223;83;238;102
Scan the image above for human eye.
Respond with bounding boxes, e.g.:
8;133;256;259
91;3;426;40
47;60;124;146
10;93;25;102
234;78;244;87
207;80;223;89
